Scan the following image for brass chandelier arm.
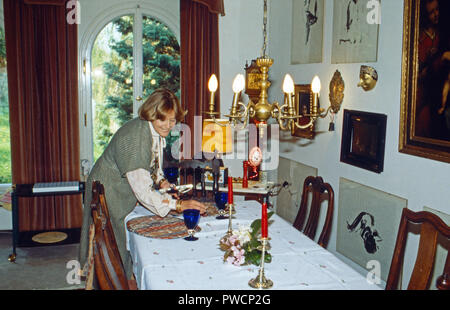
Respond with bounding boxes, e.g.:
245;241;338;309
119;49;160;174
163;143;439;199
224;101;252;129
293;118;314;130
271;102;293;131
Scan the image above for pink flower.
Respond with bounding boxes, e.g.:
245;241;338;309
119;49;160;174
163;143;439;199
228;235;238;245
226;256;235;265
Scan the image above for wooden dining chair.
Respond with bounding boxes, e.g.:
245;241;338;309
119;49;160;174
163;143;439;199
86;181;137;290
292;176;334;248
386;208;450;290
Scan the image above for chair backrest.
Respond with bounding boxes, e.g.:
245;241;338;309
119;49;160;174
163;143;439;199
90;181;132;290
386;208;450;290
293;176;334;248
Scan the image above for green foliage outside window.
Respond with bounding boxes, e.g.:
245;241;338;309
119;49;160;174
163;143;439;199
0;26;11;183
92;15;180;161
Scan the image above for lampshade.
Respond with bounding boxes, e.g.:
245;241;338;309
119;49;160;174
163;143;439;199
202;119;233;154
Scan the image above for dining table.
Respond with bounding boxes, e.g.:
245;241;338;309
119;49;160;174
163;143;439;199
124;199;382;290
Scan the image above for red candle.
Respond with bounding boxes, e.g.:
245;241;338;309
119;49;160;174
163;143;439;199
261;202;268;238
242;161;248;188
228;176;233;205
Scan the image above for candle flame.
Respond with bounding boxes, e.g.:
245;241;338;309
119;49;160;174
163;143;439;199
311;76;321;94
208;74;218;92
232;74;245;93
282;74;295;94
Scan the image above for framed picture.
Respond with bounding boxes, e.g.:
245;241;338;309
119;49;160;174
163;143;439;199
399;0;450;163
291;84;315;139
337;178;406;282
290;0;324;64
340;109;387;173
331;0;380;63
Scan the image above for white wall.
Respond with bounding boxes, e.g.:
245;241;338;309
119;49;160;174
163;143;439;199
267;0;450;285
219;0;265;177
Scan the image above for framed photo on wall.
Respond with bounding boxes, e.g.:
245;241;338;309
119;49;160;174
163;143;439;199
340;109;387;173
291;84;315;139
399;0;450;163
291;0;324;64
331;0;380;63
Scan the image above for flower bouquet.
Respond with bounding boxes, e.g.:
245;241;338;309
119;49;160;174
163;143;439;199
219;211;274;266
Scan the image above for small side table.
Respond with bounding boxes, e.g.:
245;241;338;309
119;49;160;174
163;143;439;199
8;182;85;263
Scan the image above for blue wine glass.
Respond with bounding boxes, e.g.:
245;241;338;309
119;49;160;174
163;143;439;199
214;192;228;220
183;209;200;241
164;167;179;185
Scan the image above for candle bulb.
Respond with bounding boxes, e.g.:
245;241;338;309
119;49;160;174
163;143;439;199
261;202;268;238
231;74;245;115
311;75;321;116
208;74;218;114
283;74;295;115
227;176;233;205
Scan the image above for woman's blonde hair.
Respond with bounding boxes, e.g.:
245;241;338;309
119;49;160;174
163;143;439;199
138;88;186;122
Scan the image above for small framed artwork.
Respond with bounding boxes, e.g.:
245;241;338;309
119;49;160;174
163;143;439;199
291;84;315;139
340;110;387;173
290;0;324;64
337;178;406;282
331;0;380;63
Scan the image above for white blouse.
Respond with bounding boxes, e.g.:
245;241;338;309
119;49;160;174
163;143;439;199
125;122;177;217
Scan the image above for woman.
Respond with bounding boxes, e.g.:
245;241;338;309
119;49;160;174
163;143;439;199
79;88;206;279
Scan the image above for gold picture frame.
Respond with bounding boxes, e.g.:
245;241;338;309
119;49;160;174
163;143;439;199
291;84;315;139
399;0;450;163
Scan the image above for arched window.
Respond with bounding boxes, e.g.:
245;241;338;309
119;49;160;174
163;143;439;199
78;2;180;170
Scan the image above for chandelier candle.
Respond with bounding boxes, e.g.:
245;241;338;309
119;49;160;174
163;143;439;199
261;202;268;238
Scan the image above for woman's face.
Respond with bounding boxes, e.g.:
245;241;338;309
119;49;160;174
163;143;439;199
152;110;176;137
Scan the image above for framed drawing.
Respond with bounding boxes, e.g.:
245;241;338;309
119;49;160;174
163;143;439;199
331;0;380;63
291;0;324;64
340;109;387;173
399;0;450;163
291;84;315;139
337;178;407;282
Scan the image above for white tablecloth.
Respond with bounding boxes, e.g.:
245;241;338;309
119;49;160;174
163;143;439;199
125;200;381;290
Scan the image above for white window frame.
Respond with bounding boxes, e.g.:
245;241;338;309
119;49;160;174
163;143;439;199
78;0;180;173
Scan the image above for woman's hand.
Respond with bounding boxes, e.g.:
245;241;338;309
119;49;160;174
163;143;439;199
179;200;207;215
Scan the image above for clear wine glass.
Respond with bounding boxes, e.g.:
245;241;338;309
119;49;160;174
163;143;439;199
183;209;200;241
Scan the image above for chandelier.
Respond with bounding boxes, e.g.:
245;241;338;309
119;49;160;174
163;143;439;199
205;0;342;132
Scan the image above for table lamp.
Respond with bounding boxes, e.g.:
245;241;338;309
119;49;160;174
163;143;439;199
202;119;232;193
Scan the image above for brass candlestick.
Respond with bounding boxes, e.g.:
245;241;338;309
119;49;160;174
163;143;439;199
248;237;273;289
224;203;235;237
